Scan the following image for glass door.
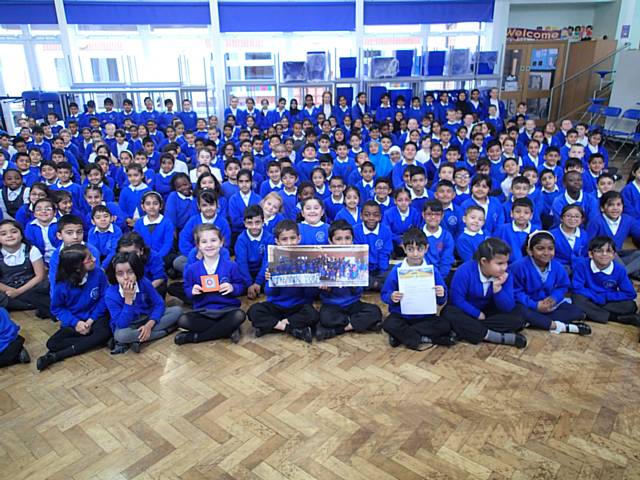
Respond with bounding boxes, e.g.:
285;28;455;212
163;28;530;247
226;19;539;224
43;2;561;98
524;44;562;121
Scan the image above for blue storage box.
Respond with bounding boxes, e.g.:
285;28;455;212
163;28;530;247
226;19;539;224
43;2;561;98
475;51;498;75
339;57;357;78
38;92;63;119
426;51;446;76
22;91;42;118
395;50;414;77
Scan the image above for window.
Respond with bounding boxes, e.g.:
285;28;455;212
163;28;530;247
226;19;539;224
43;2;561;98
0;44;30;96
89;58;120;82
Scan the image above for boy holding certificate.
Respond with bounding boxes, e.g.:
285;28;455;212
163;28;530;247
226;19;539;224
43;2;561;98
316;220;383;341
381;228;455;350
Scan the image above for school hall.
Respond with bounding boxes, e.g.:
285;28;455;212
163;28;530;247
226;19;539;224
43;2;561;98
2;0;640;478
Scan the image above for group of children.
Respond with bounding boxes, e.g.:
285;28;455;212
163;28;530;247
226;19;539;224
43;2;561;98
1;89;639;370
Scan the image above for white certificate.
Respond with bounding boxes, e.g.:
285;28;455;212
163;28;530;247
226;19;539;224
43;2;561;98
398;264;437;315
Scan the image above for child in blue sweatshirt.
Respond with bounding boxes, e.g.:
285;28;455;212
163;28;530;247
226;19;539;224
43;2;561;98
494;198;539;264
164;173;193;231
354;201;392;290
315;221;382;340
460;174;504;235
234;205;272;300
572;236;640;326
118;163;151;228
37;244;111;371
456;205;487;262
228;169;261;242
381;228;454;350
88;205;122;269
550;204;588;274
106;252;181;353
117;232;167;298
247;220;319;343
175;224;246;345
133;191;175;259
511;231;590;335
383;188;421;258
299;197;330;245
442;237;528;348
0;307;30;367
420;200;455;279
176;190;231;273
23;198;61;265
51;162;85;215
621;160;640;220
83;185;127;233
586;191;640;277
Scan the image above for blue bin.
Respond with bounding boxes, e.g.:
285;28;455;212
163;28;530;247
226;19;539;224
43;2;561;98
395;50;414;77
38;92;62;119
426;51;446;76
22;91;42;118
339;57;357;78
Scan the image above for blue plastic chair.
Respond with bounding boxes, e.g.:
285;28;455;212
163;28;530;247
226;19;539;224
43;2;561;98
600;106;622;138
611;109;640;162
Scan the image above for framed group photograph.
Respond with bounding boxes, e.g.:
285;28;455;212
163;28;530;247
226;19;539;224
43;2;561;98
268;245;369;287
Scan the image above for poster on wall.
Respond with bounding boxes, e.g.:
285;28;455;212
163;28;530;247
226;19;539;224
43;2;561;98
507;25;593;42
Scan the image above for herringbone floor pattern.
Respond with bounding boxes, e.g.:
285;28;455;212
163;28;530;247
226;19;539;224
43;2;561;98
2;293;640;479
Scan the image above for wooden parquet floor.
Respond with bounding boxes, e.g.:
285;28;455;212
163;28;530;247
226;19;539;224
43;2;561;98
2;293;640;480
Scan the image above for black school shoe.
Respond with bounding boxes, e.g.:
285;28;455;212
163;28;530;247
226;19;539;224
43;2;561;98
513;333;528;349
174;332;191;345
230;328;241;344
290;327;313;343
572;322;592;335
36;352;57;371
315;324;338;341
130;342;141;353
110;343;129;355
615;314;640;326
19;348;31;364
431;335;457;346
388;335;401;348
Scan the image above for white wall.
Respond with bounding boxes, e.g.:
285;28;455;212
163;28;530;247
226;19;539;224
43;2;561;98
508;4;596;29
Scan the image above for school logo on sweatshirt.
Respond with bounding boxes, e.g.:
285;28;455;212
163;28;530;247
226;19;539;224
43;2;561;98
602;280;618;290
375;239;384;250
315;231;326;243
447;216;458;226
90;287;100;300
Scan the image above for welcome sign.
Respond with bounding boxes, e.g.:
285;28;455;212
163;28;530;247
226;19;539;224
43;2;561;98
507;28;562;41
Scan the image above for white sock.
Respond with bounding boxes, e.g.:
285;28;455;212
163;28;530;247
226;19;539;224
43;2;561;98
552;321;567;334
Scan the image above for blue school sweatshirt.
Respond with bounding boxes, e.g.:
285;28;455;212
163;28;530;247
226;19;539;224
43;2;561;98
355;180;375;205
184;258;245;309
51;181;86;214
154;171;175;200
494;222;539;263
333;158;357;181
621;181;640;220
422;226;455;278
324;196;345;223
265;282;316;309
456;229;487;262
228;191;262;233
51;268;109;328
259;179;283;198
501;197;542;227
165;192;193;231
541;186;563;216
24;220;61;262
334;207;361;227
263;213;284;237
83;201;127;233
550;226;589;269
442;204;463;239
119;184;151;219
179;213;231;256
381;260;448;320
460;197;504;235
354;222;392;274
511;256;571;310
551;191;598;227
299;221;330;245
587;213;640;251
295;159;320;183
320;286;364;309
571;257;636;305
133;214;175;258
0;307;19;353
145;252;167;283
279;189;298;221
382;206;421;247
234;229;272;287
88;224;123;268
450;260;516;318
105;278;165;332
